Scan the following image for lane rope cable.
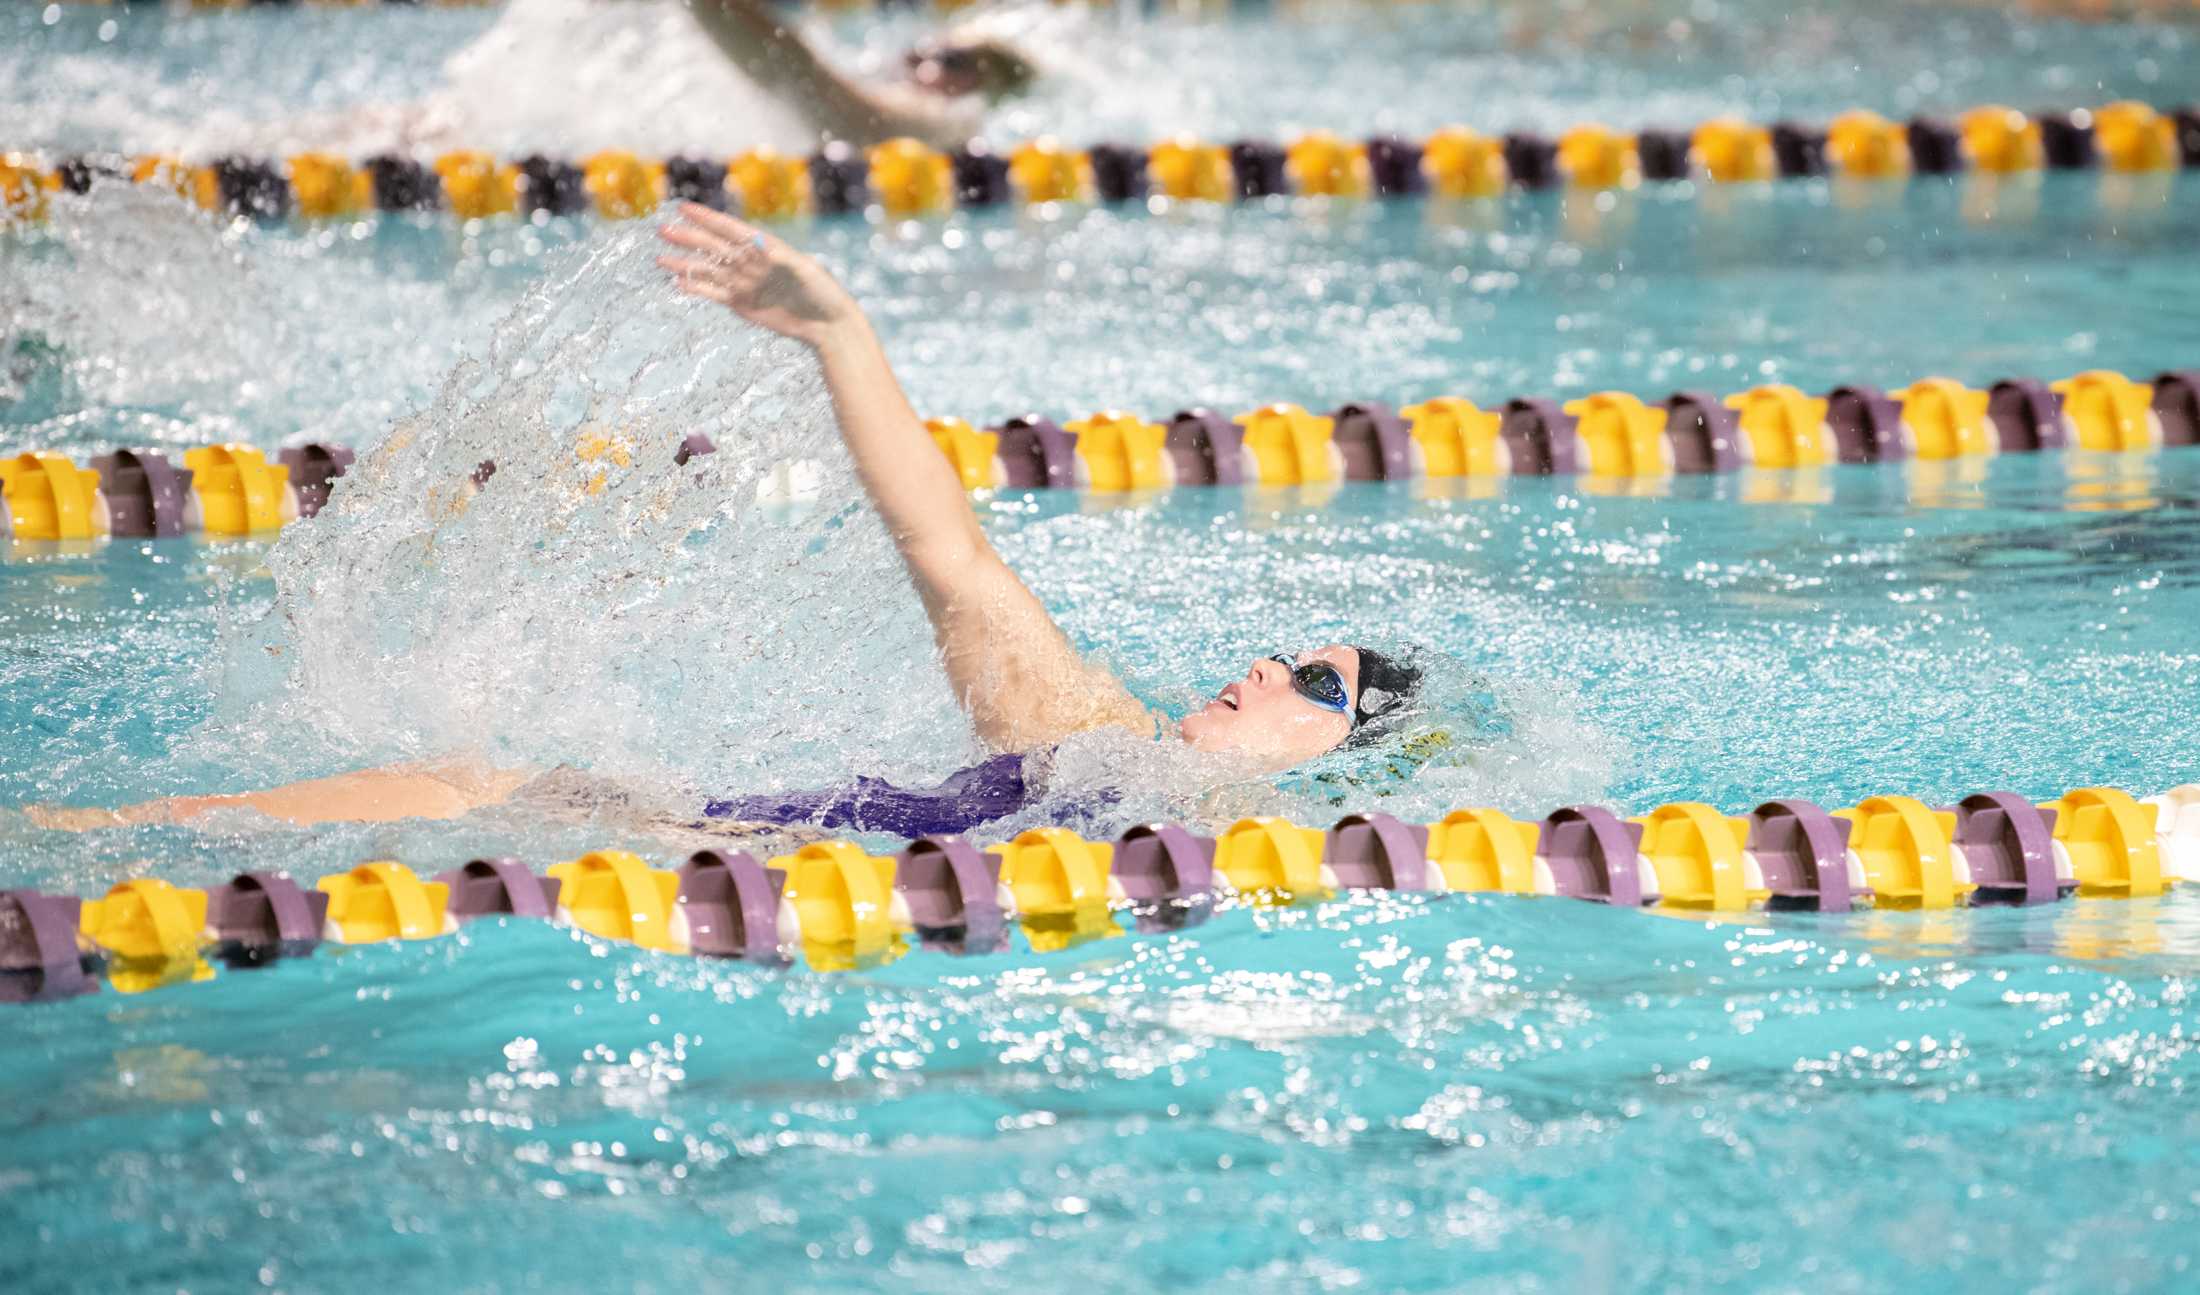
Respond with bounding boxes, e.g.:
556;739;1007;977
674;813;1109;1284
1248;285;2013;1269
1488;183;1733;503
4;367;2195;545
7;781;2198;1001
4;101;2196;225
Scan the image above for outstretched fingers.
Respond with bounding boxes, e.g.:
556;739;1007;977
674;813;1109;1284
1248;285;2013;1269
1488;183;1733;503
658;204;768;260
658;222;749;260
653;254;731;304
678;200;766;248
654;203;814;329
657;248;764;281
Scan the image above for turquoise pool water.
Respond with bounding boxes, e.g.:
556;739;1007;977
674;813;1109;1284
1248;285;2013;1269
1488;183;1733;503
6;2;2200;1291
10;883;2200;1292
10;175;2198;456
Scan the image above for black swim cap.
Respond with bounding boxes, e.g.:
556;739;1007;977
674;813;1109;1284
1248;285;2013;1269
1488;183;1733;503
1348;646;1423;741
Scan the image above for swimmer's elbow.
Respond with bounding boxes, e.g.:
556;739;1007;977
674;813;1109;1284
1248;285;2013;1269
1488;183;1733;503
900;518;990;586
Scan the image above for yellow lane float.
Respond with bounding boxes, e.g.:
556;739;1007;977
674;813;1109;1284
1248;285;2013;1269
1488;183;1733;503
866;138;954;216
1633;803;1761;911
1008;140;1092;205
2044;787;2165;898
79;878;213;993
985;829;1123;948
1425;808;1541;893
1960;106;2045;173
1692;118;1776;183
1896;378;1995;460
79;878;205;962
1834;796;1971;910
547;851;685;951
765;840;903;968
582;151;666;220
728;149;812;219
1401;398;1506;476
923;417;1002;489
2052;371;2160;451
1148;138;1234;202
1565;391;1673;477
1;152;57;221
1212;817;1330;896
1421;127;1508;198
1556;124;1638;190
2093;101;2179;172
432;150;520;219
1;451;108;541
183;444;294;535
1066;411;1169;492
1237;404;1340;485
1285;132;1372;197
1724;385;1833;468
983;828;1112;913
133;155;219;208
316;862;453;943
1826;111;1912;178
287;153;373;218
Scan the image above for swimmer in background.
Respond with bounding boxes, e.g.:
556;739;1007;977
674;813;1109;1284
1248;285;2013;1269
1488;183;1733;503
331;0;1039;160
685;0;1037;148
31;205;1426;837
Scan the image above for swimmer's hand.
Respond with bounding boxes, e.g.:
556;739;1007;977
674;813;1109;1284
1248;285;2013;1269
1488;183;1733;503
656;204;860;348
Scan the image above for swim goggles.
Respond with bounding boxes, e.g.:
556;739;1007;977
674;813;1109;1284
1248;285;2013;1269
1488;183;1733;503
1270;653;1352;715
905;43;982;90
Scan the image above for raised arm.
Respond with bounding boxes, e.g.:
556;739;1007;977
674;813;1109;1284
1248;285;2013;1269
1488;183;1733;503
657;204;1153;751
683;0;967;149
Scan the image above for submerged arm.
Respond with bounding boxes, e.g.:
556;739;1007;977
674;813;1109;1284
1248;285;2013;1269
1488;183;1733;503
657;204;1151;751
24;761;533;832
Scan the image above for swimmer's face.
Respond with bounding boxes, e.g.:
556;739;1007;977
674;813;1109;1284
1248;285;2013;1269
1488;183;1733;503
904;40;1036;102
1179;645;1358;768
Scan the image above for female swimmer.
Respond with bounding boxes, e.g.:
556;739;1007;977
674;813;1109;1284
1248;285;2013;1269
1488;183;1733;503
32;204;1422;836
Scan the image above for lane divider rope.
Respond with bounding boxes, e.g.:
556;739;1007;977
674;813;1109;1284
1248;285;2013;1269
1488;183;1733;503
5;368;2194;546
7;782;2198;1001
1;443;350;543
3;101;2195;225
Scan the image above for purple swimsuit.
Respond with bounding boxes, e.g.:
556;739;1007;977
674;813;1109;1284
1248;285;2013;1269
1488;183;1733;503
702;753;1032;838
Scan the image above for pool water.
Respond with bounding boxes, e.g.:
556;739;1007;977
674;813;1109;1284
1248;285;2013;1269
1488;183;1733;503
10;883;2200;1292
6;2;2200;1292
10;173;2197;463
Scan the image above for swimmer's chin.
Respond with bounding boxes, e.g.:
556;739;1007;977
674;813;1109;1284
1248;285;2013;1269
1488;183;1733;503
1176;700;1226;748
1172;706;1302;776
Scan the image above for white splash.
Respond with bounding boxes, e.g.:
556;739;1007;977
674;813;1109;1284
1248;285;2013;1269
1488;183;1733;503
191;225;977;802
